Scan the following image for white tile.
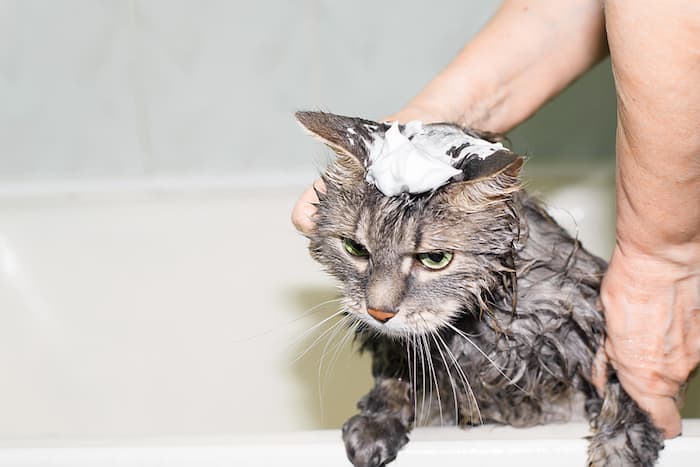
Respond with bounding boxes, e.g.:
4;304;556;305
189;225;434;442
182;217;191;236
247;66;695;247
316;0;500;118
0;0;144;179
0;189;371;436
133;0;319;175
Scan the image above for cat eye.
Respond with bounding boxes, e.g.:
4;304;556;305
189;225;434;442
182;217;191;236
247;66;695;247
342;238;369;258
417;251;453;270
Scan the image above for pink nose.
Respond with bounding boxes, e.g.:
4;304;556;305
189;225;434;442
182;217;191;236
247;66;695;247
367;308;396;323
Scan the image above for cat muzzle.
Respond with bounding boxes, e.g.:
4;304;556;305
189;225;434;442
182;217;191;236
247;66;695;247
367;308;396;323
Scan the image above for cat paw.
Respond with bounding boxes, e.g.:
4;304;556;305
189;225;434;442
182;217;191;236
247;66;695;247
587;429;663;467
342;414;409;467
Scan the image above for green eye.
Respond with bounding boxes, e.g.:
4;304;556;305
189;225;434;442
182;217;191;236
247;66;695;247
342;238;369;257
417;251;453;270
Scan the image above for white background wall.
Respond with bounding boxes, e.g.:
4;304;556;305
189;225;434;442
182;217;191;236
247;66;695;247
0;0;494;180
0;0;619;183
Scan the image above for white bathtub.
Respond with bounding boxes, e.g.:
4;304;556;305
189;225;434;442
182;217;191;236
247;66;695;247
0;178;372;440
0;177;698;465
1;423;699;466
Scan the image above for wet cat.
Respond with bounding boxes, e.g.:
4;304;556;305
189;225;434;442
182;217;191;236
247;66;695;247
296;111;664;467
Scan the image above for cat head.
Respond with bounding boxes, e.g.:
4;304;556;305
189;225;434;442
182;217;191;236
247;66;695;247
296;111;524;337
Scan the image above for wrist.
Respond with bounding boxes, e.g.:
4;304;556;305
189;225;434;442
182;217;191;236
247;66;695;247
615;229;700;276
402;0;607;132
611;238;700;288
396;66;506;131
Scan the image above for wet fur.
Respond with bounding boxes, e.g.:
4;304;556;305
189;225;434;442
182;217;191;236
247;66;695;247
297;112;664;466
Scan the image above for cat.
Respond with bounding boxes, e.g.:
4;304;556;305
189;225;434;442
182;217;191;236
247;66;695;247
295;111;664;467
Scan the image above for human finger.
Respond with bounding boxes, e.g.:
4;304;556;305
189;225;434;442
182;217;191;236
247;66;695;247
291;180;325;235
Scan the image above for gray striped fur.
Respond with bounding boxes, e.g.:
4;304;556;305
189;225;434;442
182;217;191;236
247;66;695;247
297;111;663;467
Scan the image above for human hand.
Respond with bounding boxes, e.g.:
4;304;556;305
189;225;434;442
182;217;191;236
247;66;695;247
291;0;608;235
383;102;453;127
594;242;700;438
291;180;325;236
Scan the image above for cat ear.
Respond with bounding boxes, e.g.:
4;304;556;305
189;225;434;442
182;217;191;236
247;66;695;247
295;111;386;163
457;150;524;182
441;152;524;209
296;111;389;187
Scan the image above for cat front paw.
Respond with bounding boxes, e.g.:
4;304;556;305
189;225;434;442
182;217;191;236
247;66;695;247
342;414;409;467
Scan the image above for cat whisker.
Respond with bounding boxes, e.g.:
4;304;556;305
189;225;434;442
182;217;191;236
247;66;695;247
293;308;347;345
326;319;361;387
412;335;419;426
421;331;443;426
444;321;526;394
434;331;483;426
414;334;427;426
319;314;354;379
328;319;360;380
404;336;418;428
430;332;460;426
292;310;349;363
231;297;344;343
322;320;364;418
301;297;345;318
317;314;355;414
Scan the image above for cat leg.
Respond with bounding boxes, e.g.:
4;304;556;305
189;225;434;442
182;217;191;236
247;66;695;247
342;377;414;467
587;372;664;467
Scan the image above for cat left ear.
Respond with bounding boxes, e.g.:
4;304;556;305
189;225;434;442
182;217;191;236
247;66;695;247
441;152;524;209
457;150;524;182
295;111;385;164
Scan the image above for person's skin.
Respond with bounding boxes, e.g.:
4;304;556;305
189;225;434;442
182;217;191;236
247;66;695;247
591;0;700;438
291;0;700;438
291;0;607;234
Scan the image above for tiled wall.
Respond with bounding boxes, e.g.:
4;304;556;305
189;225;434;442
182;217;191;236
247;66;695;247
0;0;616;183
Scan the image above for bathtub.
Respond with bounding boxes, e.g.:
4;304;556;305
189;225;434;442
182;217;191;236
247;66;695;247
1;423;699;466
0;175;698;465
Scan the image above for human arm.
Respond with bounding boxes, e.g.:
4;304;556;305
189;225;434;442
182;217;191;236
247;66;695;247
595;0;700;438
292;0;607;233
387;0;607;131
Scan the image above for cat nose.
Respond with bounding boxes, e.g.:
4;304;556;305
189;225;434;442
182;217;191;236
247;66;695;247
367;308;396;323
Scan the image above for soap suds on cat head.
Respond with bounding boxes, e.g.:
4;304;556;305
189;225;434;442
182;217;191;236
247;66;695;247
362;121;506;197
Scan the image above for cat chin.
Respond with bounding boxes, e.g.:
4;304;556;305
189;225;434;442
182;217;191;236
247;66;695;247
363;323;436;339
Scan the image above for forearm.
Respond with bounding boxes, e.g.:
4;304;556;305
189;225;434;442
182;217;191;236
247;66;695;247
607;0;700;264
402;0;607;132
600;0;700;437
